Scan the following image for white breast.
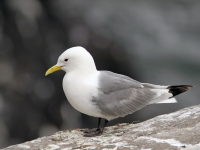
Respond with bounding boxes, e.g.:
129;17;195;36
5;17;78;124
62;71;103;118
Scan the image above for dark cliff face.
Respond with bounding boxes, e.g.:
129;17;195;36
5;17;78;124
0;0;198;148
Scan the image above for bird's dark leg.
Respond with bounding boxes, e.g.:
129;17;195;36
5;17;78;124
83;118;101;133
103;119;109;130
98;119;109;134
97;118;101;130
84;119;109;137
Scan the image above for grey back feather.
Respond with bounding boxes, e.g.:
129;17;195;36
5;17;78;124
98;71;143;94
92;71;157;119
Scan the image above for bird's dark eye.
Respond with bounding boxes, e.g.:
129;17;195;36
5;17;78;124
64;59;68;62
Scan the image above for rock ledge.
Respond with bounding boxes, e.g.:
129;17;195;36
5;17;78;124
3;105;200;150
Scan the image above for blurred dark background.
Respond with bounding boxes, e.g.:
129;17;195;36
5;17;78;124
0;0;199;148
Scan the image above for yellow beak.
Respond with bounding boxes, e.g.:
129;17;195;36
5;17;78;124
45;65;62;76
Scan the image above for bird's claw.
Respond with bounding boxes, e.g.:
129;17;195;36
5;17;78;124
83;129;103;137
83;128;100;133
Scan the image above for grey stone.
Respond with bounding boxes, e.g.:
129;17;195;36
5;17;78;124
3;105;200;150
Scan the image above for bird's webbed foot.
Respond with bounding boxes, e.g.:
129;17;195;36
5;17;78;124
81;128;100;133
82;118;109;137
83;128;103;137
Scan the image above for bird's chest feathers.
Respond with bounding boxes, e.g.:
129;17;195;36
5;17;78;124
62;73;99;114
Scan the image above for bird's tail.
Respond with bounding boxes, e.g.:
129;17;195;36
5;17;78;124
142;83;194;104
167;85;194;98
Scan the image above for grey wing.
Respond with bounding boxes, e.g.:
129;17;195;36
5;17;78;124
98;71;143;93
93;71;156;119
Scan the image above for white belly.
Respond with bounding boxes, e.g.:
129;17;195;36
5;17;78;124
62;72;103;118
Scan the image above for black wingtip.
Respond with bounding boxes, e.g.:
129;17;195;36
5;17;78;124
167;85;194;97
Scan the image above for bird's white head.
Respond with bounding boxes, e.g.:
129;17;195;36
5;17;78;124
45;46;97;76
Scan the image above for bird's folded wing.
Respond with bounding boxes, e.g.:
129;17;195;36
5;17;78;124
92;71;156;118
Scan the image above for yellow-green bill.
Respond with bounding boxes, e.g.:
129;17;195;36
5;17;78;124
45;65;62;76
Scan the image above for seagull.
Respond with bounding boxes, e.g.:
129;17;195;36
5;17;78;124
45;46;194;137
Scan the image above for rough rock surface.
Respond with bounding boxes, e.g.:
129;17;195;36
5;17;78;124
3;105;200;150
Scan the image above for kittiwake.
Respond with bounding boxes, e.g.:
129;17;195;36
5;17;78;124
45;46;194;137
